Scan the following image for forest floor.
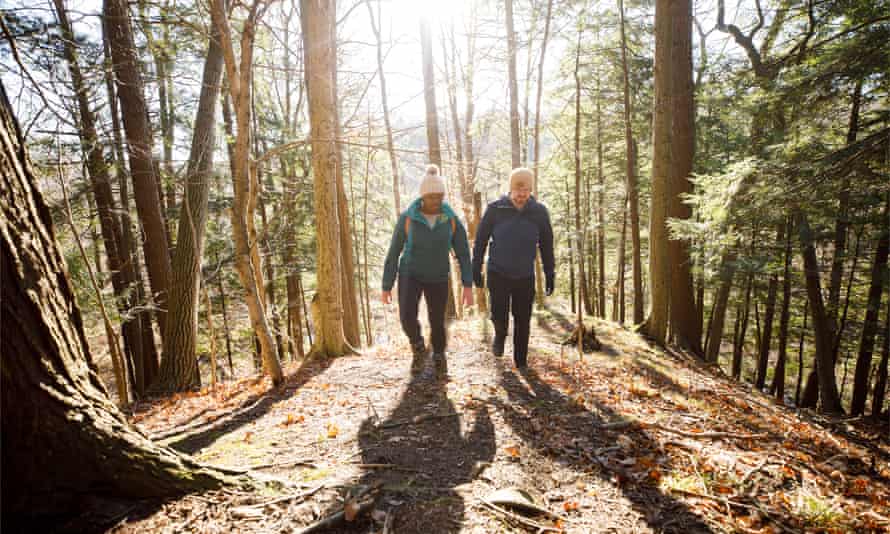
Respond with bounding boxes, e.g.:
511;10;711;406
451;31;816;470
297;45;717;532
109;304;890;533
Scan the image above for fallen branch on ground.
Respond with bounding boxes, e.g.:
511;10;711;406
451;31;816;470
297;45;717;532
249;458;317;470
648;422;769;441
298;497;375;533
243;484;324;509
477;499;562;533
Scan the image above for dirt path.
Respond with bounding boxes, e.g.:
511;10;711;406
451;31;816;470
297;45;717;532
117;307;890;533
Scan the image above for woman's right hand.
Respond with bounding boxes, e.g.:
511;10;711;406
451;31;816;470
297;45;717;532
381;290;392;304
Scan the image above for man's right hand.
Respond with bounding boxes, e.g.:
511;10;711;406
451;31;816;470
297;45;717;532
382;290;392;304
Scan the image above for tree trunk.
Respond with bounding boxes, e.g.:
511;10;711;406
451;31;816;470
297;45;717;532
798;211;844;414
732;273;753;380
795;299;808;406
595;76;606;319
667;0;701;355
216;259;235;373
505;0;521;168
643;0;672;344
770;217;793;401
104;0;172;341
871;298;889;418
614;194;628;324
573;27;589;321
705;253;737;362
258;167;285;361
153;20;224;392
756;224;783;389
301;0;350;357
138;0;176;246
828;81;862;325
329;27;362;347
213;0;283;384
802;228;863;405
618;0;643;324
533;0;554;305
0;85;235;528
362;143;373;344
850;193;889;415
55;0;151;396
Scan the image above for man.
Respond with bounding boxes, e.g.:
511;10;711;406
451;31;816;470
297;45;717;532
473;167;555;368
382;164;474;364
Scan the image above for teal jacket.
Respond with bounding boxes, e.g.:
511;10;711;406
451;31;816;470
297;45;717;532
382;199;473;291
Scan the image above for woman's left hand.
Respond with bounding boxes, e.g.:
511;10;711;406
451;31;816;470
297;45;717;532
462;286;474;307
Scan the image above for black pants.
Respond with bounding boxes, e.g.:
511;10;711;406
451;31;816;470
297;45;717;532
488;270;535;364
398;275;449;353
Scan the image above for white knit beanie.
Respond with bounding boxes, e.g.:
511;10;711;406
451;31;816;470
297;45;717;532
419;164;446;196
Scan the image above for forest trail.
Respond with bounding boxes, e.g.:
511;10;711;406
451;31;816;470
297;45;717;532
120;306;890;533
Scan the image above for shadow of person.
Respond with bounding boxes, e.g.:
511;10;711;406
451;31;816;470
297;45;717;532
494;363;715;533
322;350;496;532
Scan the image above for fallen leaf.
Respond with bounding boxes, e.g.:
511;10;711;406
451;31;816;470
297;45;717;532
563;500;579;512
243;431;253;443
505;445;520;458
327;423;339;439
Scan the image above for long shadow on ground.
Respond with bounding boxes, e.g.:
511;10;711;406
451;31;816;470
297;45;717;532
494;360;714;533
314;350;496;532
164;357;335;454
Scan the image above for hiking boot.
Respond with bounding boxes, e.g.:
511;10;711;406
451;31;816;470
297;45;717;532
513;352;527;369
432;351;447;378
411;340;428;358
492;320;507;357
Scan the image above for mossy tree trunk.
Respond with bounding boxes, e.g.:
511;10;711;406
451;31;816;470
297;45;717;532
0;83;235;529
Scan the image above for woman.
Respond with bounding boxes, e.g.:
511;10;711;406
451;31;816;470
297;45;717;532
382;164;474;362
472;167;555;368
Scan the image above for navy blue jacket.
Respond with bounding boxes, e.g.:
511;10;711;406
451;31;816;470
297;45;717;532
472;195;555;284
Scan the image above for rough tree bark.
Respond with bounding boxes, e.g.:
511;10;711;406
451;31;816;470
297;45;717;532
667;0;701;354
102;27;159;383
643;0;672;344
618;0;643;324
850;193;889;415
573;26;589;321
301;0;351;357
756;224;783;389
153;11;225;392
770;217;793;401
798;211;844;414
104;0;172;343
54;0;151;396
871;298;890;418
0;83;236;530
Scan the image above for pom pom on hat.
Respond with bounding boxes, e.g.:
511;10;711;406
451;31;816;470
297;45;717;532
419;164;446;196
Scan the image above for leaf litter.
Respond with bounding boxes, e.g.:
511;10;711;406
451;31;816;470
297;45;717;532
112;304;889;533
